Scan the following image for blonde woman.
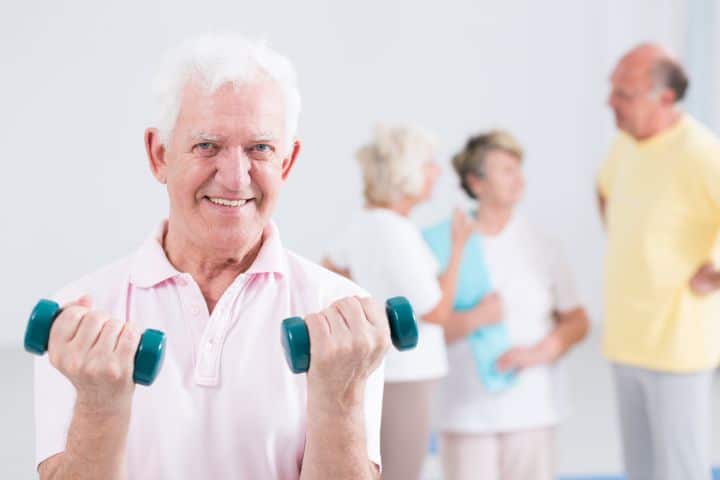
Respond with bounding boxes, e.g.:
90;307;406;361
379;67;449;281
431;130;590;480
323;125;501;480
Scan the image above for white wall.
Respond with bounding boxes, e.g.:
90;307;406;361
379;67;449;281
0;0;700;346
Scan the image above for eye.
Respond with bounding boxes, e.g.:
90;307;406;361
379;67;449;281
254;144;273;153
193;142;219;154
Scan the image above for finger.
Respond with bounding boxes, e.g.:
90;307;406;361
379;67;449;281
305;313;334;358
114;322;140;362
69;311;107;354
324;303;352;336
356;296;384;328
49;304;90;346
92;319;124;355
60;295;93;311
334;297;369;334
497;356;515;372
305;312;331;338
75;295;93;309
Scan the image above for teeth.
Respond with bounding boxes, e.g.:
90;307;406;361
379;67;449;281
208;197;248;207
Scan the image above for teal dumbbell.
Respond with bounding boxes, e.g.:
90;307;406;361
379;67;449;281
281;296;418;374
24;299;166;386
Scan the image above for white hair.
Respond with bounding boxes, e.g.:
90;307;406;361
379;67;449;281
152;33;302;145
356;124;437;206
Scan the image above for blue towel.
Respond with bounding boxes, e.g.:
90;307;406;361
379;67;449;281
423;218;515;392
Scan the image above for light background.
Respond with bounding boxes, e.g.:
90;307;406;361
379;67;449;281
1;0;718;478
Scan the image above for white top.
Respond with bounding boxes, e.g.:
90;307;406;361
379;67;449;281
326;208;448;382
34;221;383;478
435;213;581;433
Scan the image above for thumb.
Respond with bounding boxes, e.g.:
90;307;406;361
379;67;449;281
71;295;93;309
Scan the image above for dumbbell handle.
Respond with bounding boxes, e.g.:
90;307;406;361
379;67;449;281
281;296;418;374
24;299;166;386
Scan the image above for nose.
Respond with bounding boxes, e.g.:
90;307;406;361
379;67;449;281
215;146;252;191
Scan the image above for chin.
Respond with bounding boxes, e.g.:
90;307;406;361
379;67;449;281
205;222;264;249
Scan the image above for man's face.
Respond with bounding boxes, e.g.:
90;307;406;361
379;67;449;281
607;59;661;139
150;80;299;252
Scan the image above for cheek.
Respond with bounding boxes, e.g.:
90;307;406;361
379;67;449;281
170;163;211;201
253;163;284;200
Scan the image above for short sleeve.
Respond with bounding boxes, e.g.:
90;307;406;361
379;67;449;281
381;230;442;317
548;241;582;313
597;135;623;198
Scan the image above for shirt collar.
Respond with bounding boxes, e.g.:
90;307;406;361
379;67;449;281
129;220;289;289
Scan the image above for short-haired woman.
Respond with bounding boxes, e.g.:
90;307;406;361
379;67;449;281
432;130;590;480
323;125;501;480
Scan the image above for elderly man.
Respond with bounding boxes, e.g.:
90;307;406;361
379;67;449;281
597;44;720;480
34;34;389;480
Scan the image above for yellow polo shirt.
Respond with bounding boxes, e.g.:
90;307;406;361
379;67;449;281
598;115;720;372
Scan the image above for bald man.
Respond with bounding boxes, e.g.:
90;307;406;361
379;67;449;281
597;44;720;480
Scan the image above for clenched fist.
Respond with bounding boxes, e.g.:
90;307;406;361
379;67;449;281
47;296;140;414
304;296;390;412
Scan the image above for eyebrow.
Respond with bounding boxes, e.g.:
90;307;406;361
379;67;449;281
190;131;225;142
189;131;279;143
252;132;279;142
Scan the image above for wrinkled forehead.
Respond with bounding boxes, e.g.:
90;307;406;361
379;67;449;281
174;79;288;140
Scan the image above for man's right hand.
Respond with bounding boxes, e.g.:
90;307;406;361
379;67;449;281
48;296;139;414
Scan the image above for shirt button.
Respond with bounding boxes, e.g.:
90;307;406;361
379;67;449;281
191;305;201;315
176;277;187;287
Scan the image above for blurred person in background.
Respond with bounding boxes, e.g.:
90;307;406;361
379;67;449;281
598;43;720;480
433;130;589;480
323;125;501;480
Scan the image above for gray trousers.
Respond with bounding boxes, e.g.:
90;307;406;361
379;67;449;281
612;363;714;480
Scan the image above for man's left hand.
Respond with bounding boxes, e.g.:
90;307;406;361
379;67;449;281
690;262;720;296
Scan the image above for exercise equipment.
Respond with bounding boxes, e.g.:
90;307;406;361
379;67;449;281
281;296;418;374
24;299;166;386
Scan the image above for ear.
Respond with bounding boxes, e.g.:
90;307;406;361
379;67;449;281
465;173;484;198
281;139;301;181
145;128;168;184
659;87;677;106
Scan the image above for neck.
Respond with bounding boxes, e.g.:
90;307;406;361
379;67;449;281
635;108;682;140
475;202;514;235
163;222;263;311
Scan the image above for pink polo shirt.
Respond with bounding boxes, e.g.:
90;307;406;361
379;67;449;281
34;221;384;479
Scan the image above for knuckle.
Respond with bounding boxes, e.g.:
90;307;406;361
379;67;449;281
353;336;371;356
377;330;391;349
337;339;353;356
64;355;84;376
305;313;322;328
105;363;125;383
105;319;123;333
120;322;140;342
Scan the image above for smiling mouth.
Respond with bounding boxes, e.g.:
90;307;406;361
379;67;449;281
205;196;253;207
